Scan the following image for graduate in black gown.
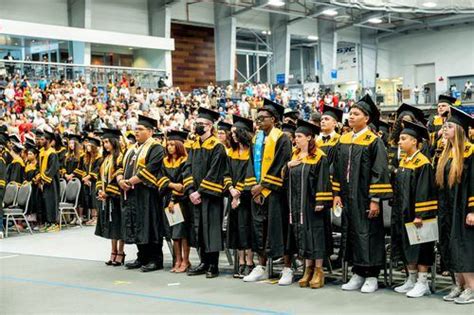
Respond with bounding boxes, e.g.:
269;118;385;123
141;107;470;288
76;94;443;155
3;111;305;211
391;121;437;298
333;94;392;293
63;135;82;182
185;108;227;278
0;133;8;236
117;115;165;273
95;128;125;267
243;99;293;285
36;130;60;232
81;137;102;226
428;95;455;165
435;107;474;304
160;130;192;273
6;141;25;184
225;115;254;279
286;119;332;289
24;140;39;217
317;105;343;166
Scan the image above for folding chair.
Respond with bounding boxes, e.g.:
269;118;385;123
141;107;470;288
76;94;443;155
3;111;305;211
59;178;67;201
331;208;349;282
382;200;393;287
58;178;82;230
4;182;32;237
3;182;19;208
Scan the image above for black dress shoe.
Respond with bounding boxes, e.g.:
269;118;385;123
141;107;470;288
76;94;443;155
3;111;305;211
206;265;219;278
140;262;161;273
187;263;208;276
125;259;143;269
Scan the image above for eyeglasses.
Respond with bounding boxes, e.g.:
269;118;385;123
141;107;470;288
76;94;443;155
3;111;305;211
256;116;272;122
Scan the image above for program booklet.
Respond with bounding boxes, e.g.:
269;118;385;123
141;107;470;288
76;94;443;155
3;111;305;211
405;217;439;245
165;204;185;226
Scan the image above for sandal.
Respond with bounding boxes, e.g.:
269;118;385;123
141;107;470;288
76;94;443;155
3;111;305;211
175;262;191;273
112;253;126;266
105;252;117;266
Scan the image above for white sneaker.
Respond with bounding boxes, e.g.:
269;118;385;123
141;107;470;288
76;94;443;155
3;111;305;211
443;286;463;302
0;231;3;239
341;274;365;291
278;267;294;286
361;277;379;293
454;289;474;305
394;278;416;293
406;281;431;298
243;265;267;282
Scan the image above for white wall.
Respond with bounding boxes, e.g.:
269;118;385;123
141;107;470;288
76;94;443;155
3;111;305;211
0;0;68;26
377;25;474;100
91;0;149;35
288;19;318;37
170;1;214;26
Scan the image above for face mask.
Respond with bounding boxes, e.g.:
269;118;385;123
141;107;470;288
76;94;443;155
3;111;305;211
195;125;206;136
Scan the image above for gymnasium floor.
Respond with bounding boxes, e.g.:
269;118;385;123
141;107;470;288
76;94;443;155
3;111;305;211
1;227;472;314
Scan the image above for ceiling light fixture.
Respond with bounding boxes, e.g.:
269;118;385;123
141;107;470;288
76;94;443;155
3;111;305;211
262;30;271;35
307;35;319;41
368;17;383;24
322;9;338;16
267;0;285;7
422;2;437;8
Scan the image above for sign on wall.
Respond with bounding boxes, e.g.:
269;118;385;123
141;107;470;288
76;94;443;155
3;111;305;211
336;46;358;83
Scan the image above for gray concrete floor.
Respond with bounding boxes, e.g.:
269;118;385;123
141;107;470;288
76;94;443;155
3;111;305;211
1;227;472;314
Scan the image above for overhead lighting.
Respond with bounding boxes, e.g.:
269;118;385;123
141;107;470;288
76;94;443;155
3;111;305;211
307;35;319;41
262;30;271;35
128;47;134;50
422;2;437;8
322;9;338;16
267;0;285;7
368;17;383;24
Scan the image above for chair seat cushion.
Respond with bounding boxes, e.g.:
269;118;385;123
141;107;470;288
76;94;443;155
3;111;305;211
59;202;74;208
3;208;23;214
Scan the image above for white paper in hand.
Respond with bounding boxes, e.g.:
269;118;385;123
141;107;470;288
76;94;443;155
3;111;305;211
405;218;439;245
165;204;185;226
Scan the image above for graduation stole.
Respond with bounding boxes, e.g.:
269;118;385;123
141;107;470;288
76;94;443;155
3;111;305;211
259;127;283;197
122;137;156;175
25;161;37;174
39;147;55;184
163;155;187;169
12;157;25;168
100;155;115;185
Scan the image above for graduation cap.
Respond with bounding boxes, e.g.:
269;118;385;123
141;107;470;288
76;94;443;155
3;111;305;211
217;121;232;132
101;128;122;140
447;106;474;135
282;123;297;135
259;98;285;121
137;114;157;129
25;139;39;155
11;141;24;153
86;136;101;147
401;121;430;141
54;133;63;145
232;115;253;132
0;133;8;145
296;119;320;136
94;130;104;137
62;133;71;140
397;103;426;125
322;104;343;123
283;108;299;120
353;94;380;123
198;107;220;123
438;94;456;105
8;134;21;144
35;129;44;137
167;130;189;142
153;130;164;139
376;120;390;134
0;125;8;134
68;134;82;142
43;129;55;140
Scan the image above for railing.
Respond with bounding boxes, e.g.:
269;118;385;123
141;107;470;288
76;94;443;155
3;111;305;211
0;60;166;89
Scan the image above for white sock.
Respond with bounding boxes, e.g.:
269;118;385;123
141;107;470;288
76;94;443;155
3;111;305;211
418;272;428;284
408;270;418;282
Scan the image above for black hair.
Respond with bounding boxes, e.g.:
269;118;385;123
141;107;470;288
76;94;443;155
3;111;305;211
229;127;252;150
389;112;417;144
102;138;121;168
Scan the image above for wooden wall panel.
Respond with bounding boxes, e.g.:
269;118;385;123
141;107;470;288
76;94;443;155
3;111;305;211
171;23;215;92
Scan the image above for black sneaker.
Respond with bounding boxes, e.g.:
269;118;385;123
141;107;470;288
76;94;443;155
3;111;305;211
234;265;245;279
241;264;255;278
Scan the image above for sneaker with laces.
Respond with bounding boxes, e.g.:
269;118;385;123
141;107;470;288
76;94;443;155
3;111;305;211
46;224;59;232
243;265;267;282
278;267;294;286
406;281;431;298
454;289;474;305
342;274;365;291
443;286;463;302
361;277;378;293
394;278;416;293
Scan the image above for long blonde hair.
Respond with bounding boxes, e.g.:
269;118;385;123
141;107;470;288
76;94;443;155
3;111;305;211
436;124;466;188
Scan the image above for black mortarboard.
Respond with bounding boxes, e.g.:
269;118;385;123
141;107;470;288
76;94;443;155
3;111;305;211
35;129;44;137
137;114;157;129
283;109;299;120
54;133;62;145
322;104;343;122
68;134;82;142
94;130;104;137
353;94;380;123
63;133;70;140
25;139;38;154
397;103;426;125
167;130;189;142
12;142;24;152
86;136;101;147
126;132;136;142
198;107;220;122
0;125;8;133
43;129;55;140
447;106;474;135
9;134;21;144
217;121;232;131
282;123;297;135
296;119;320;136
101;128;122;140
232;115;253;132
376;120;390;133
153;130;164;139
438;94;456;105
401;121;430;141
259;98;285;121
0;133;7;145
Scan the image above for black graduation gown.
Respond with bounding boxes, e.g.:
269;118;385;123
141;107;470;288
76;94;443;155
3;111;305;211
24;162;39;214
119;139;165;245
183;135;227;253
286;150;333;260
80;155;102;210
439;143;474;272
391;151;437;265
224;147;252;250
0;155;6;225
333;129;392;267
6;158;25;184
63;153;80;177
38;148;60;223
160;156;192;240
95;154;123;240
245;128;292;258
427;115;444;163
